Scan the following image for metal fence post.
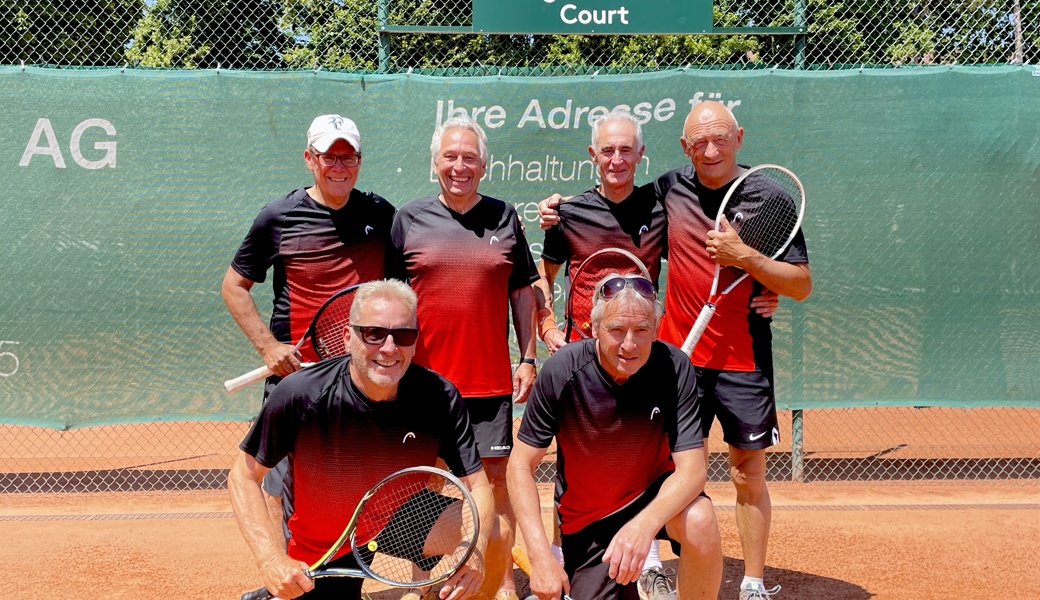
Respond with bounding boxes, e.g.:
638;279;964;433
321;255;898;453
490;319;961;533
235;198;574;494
792;409;804;482
377;0;391;73
794;0;807;69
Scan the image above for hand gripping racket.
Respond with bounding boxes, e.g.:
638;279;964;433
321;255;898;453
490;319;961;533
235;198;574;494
511;546;575;600
680;164;806;355
224;284;360;393
243;466;479;600
566;248;651;341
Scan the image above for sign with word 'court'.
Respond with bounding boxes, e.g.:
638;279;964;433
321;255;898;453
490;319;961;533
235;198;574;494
473;0;713;34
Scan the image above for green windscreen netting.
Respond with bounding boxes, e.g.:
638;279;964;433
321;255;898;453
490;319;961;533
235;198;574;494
1;66;1039;429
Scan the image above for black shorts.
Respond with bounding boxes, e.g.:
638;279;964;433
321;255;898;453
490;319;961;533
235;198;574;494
560;474;706;600
696;368;779;451
465;394;513;458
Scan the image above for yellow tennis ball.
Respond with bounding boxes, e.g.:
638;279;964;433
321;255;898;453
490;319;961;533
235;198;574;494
367;540;378;552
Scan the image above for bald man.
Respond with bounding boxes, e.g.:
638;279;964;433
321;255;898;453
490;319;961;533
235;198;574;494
651;102;812;600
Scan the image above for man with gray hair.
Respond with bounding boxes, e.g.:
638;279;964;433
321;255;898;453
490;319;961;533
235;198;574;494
509;274;723;600
389;115;539;600
223;114;396;542
230;279;494;600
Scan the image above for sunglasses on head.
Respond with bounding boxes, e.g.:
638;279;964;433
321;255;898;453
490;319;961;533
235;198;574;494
596;276;657;301
351;325;419;347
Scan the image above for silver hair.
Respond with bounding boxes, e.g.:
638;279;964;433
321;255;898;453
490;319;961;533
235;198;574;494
430;115;489;164
589;277;663;329
350;279;418;326
591;109;644;150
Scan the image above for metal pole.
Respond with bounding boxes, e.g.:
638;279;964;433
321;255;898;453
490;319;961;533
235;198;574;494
1013;0;1024;65
794;0;807;69
792;409;805;482
377;0;391;73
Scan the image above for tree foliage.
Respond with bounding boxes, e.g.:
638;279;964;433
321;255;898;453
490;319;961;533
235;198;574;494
1;0;144;66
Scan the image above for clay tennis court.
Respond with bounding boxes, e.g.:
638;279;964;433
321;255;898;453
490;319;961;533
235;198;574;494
2;408;1038;600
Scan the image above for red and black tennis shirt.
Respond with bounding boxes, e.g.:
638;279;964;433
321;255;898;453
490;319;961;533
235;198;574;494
389;195;538;398
516;339;703;535
231;188;396;362
652;166;809;372
240;356;482;565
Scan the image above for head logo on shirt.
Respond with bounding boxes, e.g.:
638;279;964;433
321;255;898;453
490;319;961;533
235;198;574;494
489;235;500;245
639;225;649;236
365;225;374;235
402;432;416;443
650;407;661;421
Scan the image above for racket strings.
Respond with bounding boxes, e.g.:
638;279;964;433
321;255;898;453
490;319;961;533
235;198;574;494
728;170;803;259
311;292;357;359
354;473;477;586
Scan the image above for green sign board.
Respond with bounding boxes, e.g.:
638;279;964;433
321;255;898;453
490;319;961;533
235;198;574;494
472;0;713;34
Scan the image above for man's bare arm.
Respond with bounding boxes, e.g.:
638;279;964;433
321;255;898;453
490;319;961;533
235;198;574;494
222;267;302;377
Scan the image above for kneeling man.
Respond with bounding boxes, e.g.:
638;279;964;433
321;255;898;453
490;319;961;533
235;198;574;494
508;275;722;600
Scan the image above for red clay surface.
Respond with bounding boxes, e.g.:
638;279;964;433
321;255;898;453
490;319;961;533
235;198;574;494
2;481;1037;600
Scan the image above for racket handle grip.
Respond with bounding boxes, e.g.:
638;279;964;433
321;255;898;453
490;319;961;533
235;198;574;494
224;363;317;393
680;304;716;356
224;365;273;394
511;546;533;575
241;587;273;600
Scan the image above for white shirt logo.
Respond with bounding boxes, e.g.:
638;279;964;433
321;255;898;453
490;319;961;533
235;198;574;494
639;225;649;235
364;225;374;235
402;432;416;443
650;407;660;420
489;235;500;245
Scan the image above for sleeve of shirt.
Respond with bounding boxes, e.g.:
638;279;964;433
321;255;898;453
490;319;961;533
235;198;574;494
438;381;483;477
385;209;411;283
540;221;569;266
780;228;809;264
239;380;304;468
230;204;279;283
516;361;561;449
669;346;704;453
508;208;540;291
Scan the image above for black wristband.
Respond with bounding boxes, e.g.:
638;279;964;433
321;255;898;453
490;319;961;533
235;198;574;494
520;358;536;366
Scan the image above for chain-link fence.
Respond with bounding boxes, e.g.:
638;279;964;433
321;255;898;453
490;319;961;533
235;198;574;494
2;1;1037;71
3;408;1038;493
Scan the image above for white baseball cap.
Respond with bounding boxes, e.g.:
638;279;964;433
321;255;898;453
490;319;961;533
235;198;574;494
307;114;361;153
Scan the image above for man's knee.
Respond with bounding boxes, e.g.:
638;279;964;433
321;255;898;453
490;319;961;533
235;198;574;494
668;496;720;553
728;449;767;492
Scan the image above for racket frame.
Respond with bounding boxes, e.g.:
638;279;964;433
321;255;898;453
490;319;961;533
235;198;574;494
223;284;361;393
243;465;479;600
680;164;806;355
565;247;651;341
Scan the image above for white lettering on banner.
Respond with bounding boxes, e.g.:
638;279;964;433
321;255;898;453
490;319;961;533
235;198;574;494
560;4;630;26
515;98;680;130
19;118;117;169
435;100;508;129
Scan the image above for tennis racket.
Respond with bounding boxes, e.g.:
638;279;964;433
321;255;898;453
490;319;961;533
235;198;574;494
680;164;806;355
511;546;575;600
224;284;360;393
243;466;479;600
566;248;651;340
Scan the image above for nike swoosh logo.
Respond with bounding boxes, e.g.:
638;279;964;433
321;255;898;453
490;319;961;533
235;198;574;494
748;432;767;441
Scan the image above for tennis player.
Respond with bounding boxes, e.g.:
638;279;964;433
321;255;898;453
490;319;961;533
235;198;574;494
650;102;812;600
508;275;723;600
222;114;396;540
388;115;539;600
229;280;494;600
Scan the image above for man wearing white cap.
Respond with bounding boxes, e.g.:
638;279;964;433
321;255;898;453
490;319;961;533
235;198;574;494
222;114;396;541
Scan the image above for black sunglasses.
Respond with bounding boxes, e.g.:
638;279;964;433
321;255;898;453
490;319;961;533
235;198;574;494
351;325;419;347
596;276;657;301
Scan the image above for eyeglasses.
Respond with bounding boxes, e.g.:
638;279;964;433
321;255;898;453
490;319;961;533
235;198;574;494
351;325;419;346
596;276;657;301
311;150;361;168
